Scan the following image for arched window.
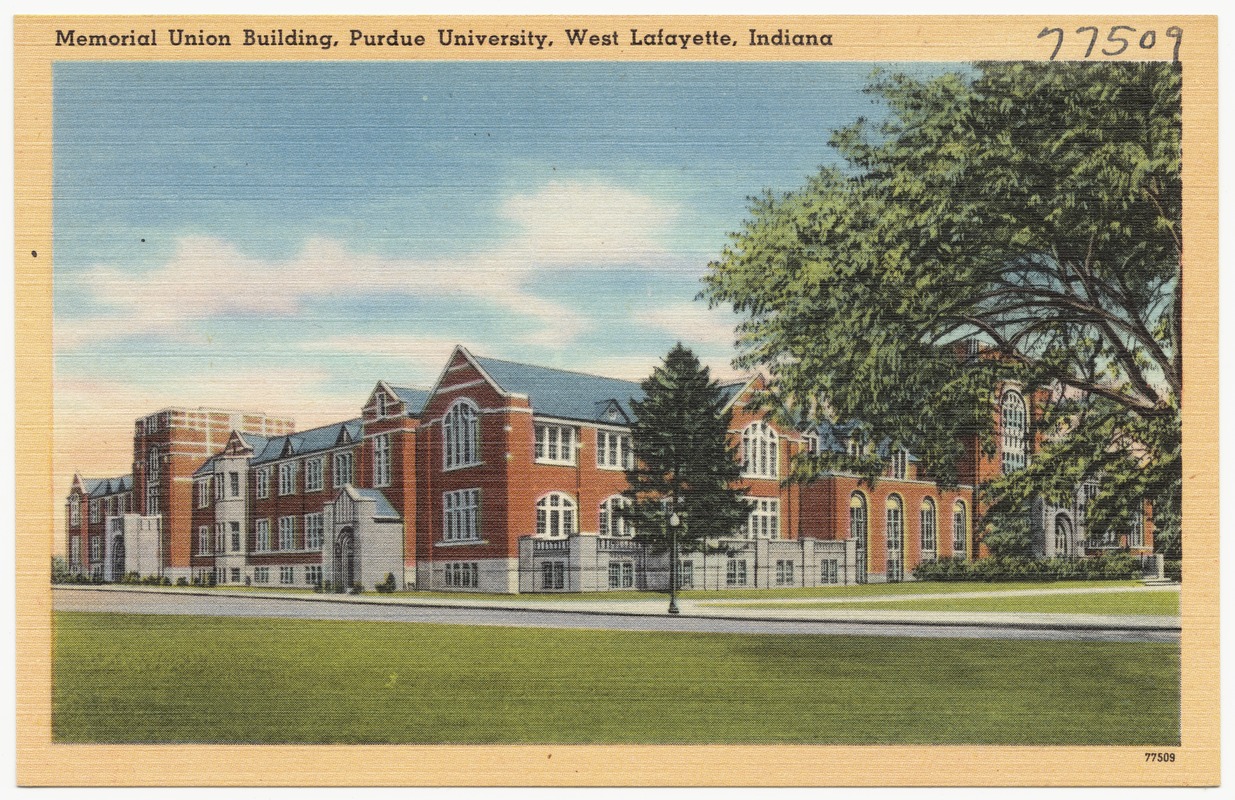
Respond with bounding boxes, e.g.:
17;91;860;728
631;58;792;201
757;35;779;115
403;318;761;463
920;498;937;557
599;495;633;537
536;493;576;538
886;495;904;582
850;492;868;584
1055;514;1072;556
886;495;904;551
1001;390;1028;474
741;422;779;478
952;501;968;556
444;400;480;469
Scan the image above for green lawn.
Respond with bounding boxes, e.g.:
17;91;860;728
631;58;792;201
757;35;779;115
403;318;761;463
763;590;1180;616
53;611;1180;745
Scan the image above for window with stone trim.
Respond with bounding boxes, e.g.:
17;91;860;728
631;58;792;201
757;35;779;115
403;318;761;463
536;492;576;538
599;495;634;537
443;488;481;542
255;519;270;552
278;462;297;496
444;400;480;469
596;430;632;470
741;421;779;478
373;434;391;487
534;423;576;465
333;451;354;488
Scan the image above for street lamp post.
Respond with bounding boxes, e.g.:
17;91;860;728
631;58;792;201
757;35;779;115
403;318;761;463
667;507;681;615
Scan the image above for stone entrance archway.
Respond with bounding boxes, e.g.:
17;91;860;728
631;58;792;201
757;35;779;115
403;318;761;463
333;527;356;592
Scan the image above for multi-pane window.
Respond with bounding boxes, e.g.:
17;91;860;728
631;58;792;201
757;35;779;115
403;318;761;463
536;493;576;537
742;497;780;539
542;561;566;590
89;536;101;562
198;526;210;554
230;568;241;584
444;400;480;469
444;562;479;588
69;501;80;526
847;437;862;458
69;537;81;567
677;560;695;589
89;500;100;523
254;519;270;552
304;513;324;550
254;567;269;584
278;462;297;496
214;523;225;553
147;448;160;481
304;459;323;492
850;492;868;546
599;495;634;537
255;468;270;499
776;560;796;586
230;522;241;552
608;562;635;589
214;476;223;501
333;451;354;488
886;496;904;551
596;430;632;470
804;433;820;455
953;501;968;556
229;472;240;498
741;422;779;478
443;488;481;542
1055;515;1072;556
535;424;576;465
305;565;322;586
280;566;295;585
891;448;909;480
1001;390;1028;474
920;498;937;557
1129;507;1145;548
821;559;840;584
278;516;295;551
373;434;391;487
726;559;748;587
146;485;160;516
197;480;210;508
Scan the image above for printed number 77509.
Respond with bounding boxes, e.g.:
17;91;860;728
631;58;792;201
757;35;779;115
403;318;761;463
1145;752;1176;763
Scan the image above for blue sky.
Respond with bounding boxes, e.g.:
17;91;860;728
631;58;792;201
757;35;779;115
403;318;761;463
53;60;954;477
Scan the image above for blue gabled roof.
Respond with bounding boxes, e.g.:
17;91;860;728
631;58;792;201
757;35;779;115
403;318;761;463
235;432;272;453
473;355;646;423
812;419;921;462
355;488;399;520
193;456;219;479
87;475;131;497
251;418;364;466
389;385;431;416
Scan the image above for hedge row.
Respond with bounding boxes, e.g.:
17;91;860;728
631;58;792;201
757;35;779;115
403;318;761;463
912;553;1144;582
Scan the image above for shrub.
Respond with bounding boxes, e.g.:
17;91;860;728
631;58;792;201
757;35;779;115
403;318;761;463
176;577;189;586
351;581;365;594
912;553;1144;582
1165;560;1182;582
375;573;397;593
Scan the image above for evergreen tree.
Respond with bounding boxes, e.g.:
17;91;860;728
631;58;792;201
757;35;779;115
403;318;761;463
623;344;750;556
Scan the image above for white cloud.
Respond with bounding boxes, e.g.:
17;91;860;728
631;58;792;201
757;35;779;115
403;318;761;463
500;180;679;266
632;301;743;351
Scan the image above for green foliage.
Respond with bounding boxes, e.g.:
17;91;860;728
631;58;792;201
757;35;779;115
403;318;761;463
703;61;1182;546
981;504;1035;558
1164;560;1182;583
375;573;397;593
912;553;1141;582
176;577;189;587
51;556;71;584
623;344;750;554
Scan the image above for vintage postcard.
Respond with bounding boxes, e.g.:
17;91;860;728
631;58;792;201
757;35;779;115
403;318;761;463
13;12;1219;786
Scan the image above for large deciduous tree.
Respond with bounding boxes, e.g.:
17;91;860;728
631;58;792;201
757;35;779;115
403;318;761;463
702;61;1182;555
623;344;750;554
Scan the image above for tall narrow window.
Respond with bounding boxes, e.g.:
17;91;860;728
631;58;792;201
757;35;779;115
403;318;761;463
278;462;297;496
444;400;480;469
890;448;908;480
741;422;779;478
146;485;160;516
1001;390;1028;474
278;516;295;551
373;434;391;487
536;493;576;537
229;472;240;498
197;526;210;554
1129;505;1145;548
254;519;270;552
304;513;324;550
333;451;354;488
255;468;270;499
147;448;160;481
952;501;968;556
443;488;481;542
304;459;323;492
920;497;937;559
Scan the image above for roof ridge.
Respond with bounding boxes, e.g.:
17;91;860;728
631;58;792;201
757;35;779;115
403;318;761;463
473;354;644;387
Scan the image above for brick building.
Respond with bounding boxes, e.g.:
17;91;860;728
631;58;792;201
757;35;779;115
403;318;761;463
64;345;1154;592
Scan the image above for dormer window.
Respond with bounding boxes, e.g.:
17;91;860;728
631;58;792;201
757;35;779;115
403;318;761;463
377;392;388;417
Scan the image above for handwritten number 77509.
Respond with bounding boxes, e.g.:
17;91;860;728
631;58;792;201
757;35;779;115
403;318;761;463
1039;25;1181;61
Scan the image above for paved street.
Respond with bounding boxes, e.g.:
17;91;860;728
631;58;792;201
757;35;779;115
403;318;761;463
53;586;1180;643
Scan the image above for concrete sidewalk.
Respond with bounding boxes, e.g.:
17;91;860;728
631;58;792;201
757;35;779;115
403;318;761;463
55;584;1182;633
